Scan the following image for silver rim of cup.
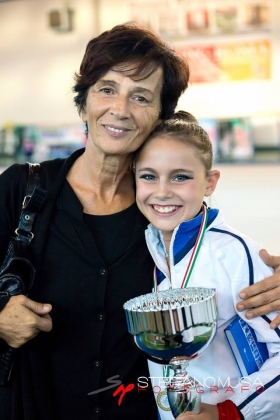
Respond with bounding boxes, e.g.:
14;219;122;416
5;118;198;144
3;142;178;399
123;287;217;336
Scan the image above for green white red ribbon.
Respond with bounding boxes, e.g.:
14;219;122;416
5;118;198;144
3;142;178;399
153;204;208;291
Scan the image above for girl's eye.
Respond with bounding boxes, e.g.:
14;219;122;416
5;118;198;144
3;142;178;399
173;174;193;182
139;174;156;181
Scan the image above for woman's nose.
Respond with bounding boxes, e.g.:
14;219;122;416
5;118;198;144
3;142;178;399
110;95;130;119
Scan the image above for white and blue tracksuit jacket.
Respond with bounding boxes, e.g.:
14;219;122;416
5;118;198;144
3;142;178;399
145;209;280;420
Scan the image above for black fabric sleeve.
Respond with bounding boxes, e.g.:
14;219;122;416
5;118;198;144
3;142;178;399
0;293;11;355
0;293;10;312
0;163;28;266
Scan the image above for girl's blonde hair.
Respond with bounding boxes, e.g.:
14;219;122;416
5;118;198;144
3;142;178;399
135;110;213;173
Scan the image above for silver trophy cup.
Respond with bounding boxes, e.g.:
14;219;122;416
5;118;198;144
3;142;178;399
123;287;217;417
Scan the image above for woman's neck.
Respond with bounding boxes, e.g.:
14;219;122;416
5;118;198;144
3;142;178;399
66;147;135;214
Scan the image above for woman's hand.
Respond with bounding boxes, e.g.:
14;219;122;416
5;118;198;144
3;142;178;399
176;403;218;419
0;295;53;347
236;249;280;328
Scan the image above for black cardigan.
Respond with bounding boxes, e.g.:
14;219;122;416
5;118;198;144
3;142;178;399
0;148;86;275
0;149;158;420
0;149;87;420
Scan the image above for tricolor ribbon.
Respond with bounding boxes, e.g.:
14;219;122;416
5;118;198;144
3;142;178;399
153;204;208;291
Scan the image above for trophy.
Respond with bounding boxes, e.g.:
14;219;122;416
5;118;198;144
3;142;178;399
123;287;217;417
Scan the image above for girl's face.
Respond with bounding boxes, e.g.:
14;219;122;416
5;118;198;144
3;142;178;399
135;136;220;241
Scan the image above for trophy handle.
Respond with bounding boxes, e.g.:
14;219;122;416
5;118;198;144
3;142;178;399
167;357;201;416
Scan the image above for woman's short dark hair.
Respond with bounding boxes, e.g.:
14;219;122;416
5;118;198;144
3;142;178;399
73;22;189;120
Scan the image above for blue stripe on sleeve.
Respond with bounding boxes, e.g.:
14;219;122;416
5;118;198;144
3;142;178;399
237;375;280;410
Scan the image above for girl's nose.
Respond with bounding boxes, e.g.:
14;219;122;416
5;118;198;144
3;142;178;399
154;182;173;200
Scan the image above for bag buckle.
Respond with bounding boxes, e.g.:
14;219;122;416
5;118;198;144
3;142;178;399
15;228;34;240
22;195;31;209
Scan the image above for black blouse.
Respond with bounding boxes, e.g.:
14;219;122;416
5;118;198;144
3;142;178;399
35;180;158;420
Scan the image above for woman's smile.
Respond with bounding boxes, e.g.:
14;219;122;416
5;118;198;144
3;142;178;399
102;124;132;138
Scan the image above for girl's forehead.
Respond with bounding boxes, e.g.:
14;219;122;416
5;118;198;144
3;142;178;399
138;136;198;161
141;134;193;152
136;135;207;169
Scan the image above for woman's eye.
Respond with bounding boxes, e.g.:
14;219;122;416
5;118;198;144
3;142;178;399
134;95;148;103
173;174;192;181
100;88;114;94
139;174;156;181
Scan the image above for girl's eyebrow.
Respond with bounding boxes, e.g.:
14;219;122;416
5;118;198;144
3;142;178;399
170;168;194;173
137;167;155;172
137;168;194;174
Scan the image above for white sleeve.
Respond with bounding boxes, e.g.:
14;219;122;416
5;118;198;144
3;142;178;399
228;239;280;420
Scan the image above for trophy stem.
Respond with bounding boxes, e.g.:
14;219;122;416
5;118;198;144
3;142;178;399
167;357;201;416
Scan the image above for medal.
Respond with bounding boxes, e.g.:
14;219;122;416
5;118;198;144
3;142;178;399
157;389;170;411
157;365;171;411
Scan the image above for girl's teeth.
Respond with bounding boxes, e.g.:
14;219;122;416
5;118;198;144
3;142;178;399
153;205;178;214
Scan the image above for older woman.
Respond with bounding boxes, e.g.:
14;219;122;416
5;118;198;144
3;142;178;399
0;22;279;420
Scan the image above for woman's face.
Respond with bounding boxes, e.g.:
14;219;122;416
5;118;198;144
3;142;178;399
81;63;163;157
135;136;219;241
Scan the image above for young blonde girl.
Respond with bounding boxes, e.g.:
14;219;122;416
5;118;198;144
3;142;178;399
134;111;280;420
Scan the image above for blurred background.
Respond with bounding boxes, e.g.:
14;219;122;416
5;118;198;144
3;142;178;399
0;0;279;253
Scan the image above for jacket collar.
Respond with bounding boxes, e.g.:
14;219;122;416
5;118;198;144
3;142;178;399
146;207;219;257
145;208;220;284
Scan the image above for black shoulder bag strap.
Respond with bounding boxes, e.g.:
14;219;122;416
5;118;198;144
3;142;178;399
0;163;47;386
